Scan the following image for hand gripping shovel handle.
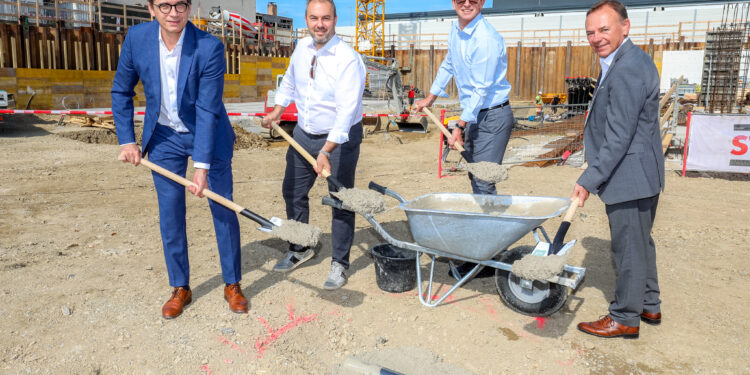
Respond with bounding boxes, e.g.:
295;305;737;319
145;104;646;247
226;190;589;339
270;123;346;191
139;159;275;229
549;197;580;255
422;107;474;163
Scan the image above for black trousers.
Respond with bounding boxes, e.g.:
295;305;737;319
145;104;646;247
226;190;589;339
282;123;363;269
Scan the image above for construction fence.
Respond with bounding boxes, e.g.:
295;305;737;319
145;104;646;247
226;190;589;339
0;55;288;110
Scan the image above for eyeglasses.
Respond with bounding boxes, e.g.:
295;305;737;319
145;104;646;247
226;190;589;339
155;1;189;14
310;55;317;79
454;0;479;5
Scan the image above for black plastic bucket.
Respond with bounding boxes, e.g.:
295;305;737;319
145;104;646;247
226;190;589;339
371;243;417;293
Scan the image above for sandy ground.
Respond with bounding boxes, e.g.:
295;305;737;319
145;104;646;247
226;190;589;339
1;112;749;375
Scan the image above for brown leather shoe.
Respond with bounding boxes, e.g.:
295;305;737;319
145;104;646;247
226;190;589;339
641;311;662;325
224;283;248;314
577;315;639;339
162;287;192;319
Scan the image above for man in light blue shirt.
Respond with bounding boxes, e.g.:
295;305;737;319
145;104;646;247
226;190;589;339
414;0;513;195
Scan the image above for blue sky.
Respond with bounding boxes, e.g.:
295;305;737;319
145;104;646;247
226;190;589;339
257;1;494;29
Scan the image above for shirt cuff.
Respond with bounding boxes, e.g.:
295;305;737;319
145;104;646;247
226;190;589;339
459;110;477;124
327;129;349;144
274;92;293;108
194;162;211;170
119;142;136;146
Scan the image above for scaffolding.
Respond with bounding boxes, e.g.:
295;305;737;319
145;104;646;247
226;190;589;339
700;2;750;113
355;0;385;58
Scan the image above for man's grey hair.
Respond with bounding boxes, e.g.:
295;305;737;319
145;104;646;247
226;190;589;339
305;0;337;18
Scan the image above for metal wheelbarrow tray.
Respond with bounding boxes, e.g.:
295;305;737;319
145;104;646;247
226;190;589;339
322;182;586;317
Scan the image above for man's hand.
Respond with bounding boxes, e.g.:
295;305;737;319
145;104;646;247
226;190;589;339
448;125;464;150
118;144;142;166
261;105;285;129
571;183;590;207
315;152;332;177
413;94;437;114
188;168;208;198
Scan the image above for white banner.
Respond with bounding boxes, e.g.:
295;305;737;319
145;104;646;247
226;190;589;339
686;114;750;173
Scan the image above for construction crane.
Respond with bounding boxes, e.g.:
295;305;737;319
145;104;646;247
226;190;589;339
355;0;385;58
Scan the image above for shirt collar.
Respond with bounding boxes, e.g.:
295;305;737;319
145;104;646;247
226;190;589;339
158;25;186;50
307;34;341;56
600;37;629;71
455;13;483;36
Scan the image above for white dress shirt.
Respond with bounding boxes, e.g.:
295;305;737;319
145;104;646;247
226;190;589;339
599;37;630;83
274;35;365;144
157;27;210;169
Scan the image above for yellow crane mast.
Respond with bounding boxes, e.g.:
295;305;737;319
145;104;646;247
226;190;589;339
355;0;385;58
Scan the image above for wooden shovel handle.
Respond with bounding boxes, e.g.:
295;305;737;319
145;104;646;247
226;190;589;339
422;107;466;152
140;159;244;214
564;197;580;222
271;123;332;179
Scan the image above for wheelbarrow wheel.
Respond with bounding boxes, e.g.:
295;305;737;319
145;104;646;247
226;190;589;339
495;246;568;317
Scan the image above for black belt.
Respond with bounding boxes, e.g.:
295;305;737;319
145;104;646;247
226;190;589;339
479;100;510;113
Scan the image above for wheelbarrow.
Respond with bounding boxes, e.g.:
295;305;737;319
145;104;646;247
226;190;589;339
322;182;586;317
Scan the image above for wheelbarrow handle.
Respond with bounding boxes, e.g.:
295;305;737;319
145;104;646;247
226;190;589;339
368;181;388;195
322;195;344;210
368;181;407;203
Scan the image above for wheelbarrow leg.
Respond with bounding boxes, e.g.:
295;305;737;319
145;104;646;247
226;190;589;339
416;252;483;307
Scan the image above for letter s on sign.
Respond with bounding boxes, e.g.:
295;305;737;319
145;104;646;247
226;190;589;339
731;135;749;156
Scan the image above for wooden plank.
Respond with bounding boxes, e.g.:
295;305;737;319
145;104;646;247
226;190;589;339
662;133;673;154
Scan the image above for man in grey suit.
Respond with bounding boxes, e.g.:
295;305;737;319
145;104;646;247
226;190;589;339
572;0;665;339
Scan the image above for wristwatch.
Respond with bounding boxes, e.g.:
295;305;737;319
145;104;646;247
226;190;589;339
455;123;465;131
319;149;331;158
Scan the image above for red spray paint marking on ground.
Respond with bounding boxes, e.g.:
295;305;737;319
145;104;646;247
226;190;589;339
200;365;213;374
253;304;318;358
217;336;249;357
535;317;547;329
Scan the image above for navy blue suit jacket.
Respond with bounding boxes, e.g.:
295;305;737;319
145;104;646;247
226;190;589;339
112;21;235;164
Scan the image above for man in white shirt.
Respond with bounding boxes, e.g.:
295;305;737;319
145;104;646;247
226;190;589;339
262;0;366;290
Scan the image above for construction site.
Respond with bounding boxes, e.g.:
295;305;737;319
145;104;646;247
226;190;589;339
0;0;749;374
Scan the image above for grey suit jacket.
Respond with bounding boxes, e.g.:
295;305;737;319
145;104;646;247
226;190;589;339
578;39;665;205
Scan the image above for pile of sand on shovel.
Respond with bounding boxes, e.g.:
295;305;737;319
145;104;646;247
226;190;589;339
511;253;568;281
466;162;509;184
332;188;387;215
270;220;322;248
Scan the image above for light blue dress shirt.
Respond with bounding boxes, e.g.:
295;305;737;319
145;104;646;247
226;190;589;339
430;14;512;124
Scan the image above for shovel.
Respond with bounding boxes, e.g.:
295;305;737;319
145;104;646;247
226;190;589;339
270;123;386;215
139;159;321;247
422;107;509;184
549;197;579;255
510;197;580;280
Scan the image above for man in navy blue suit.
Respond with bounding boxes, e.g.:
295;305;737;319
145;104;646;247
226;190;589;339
112;0;247;319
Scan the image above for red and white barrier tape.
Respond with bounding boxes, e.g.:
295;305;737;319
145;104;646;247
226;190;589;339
0;109;426;118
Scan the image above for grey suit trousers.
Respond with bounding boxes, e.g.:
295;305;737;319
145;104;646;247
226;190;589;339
606;194;661;327
462;105;514;194
282;123;362;269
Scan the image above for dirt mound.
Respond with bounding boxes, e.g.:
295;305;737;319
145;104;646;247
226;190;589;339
57;123;267;150
58;128;124;145
233;123;268;150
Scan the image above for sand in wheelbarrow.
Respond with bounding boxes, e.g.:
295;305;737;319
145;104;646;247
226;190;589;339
332;188;387;215
270;220;322;248
511;253;568;281
466;161;509;184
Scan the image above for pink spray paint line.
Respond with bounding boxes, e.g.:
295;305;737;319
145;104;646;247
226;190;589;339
253;304;318;358
200;365;213;375
535;317;547;329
